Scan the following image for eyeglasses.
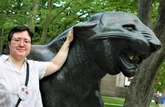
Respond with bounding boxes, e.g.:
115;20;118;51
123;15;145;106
11;38;31;45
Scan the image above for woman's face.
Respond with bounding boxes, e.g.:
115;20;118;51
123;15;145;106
8;31;32;60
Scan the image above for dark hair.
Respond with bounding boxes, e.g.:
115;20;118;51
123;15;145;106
8;25;34;43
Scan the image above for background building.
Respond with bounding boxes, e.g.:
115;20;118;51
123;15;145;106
101;73;133;97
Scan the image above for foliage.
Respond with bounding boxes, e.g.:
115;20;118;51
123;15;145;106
0;0;138;44
154;61;165;92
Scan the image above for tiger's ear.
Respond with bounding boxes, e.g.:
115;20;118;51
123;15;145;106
72;12;103;40
73;23;97;40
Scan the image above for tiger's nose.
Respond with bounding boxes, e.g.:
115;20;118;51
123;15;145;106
149;41;161;53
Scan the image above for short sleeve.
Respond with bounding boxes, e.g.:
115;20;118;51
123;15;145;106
27;60;48;79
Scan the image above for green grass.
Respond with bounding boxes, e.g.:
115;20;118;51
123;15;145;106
102;96;159;107
104;105;122;107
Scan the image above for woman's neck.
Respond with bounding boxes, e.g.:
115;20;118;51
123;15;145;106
9;55;25;70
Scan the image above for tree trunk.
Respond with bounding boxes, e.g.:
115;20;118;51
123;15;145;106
124;0;165;106
40;0;53;44
137;0;152;27
28;0;40;32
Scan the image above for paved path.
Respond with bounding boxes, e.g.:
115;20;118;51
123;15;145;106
159;104;165;107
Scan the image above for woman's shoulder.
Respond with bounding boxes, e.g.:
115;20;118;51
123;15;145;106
0;54;9;62
27;59;48;66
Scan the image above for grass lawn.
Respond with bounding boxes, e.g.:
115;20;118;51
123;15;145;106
102;96;159;107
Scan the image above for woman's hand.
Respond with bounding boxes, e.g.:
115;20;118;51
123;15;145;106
66;29;74;43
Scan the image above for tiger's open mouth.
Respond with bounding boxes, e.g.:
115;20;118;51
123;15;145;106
118;49;148;77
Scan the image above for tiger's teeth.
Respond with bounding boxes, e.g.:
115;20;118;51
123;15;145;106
129;56;133;60
132;55;138;61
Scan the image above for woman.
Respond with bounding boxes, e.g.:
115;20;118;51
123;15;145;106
0;25;73;107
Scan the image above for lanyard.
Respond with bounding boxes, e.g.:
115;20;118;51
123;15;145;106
15;62;29;107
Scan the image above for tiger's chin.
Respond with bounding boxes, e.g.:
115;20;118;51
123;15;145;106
118;49;149;77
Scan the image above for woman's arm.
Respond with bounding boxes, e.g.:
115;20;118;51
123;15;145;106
44;30;74;77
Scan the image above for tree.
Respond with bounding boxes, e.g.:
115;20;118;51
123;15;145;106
124;0;165;106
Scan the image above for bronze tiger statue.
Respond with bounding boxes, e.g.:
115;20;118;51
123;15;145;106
28;11;161;107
